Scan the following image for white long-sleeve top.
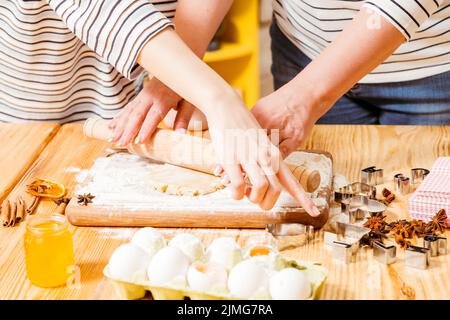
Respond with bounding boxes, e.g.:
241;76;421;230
273;0;450;83
0;0;176;122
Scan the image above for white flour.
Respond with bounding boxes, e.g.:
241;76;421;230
75;152;332;212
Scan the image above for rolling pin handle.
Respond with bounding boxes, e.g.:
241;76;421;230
286;163;321;193
83;118;114;142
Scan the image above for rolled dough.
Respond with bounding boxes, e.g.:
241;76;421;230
147;164;224;196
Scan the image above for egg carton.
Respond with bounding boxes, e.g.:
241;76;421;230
103;260;328;300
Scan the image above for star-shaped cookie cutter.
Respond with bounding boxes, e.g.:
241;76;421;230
341;195;387;223
334;182;376;204
334;182;386;223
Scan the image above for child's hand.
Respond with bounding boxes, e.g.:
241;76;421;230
110;78;201;145
206;97;320;215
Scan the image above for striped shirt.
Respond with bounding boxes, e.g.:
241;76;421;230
273;0;450;83
0;0;176;123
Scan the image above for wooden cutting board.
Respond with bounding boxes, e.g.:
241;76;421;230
66;150;333;229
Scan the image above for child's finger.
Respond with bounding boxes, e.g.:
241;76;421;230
277;162;320;217
222;164;245;200
242;163;269;205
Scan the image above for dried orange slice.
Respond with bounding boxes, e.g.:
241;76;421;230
26;178;66;199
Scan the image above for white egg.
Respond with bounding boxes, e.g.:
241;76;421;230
147;246;190;287
187;262;228;293
245;244;274;258
244;245;284;273
227;259;269;299
269;268;312;300
131;227;166;257
206;238;243;270
168;233;204;262
108;243;151;282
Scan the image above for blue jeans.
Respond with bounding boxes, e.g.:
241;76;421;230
270;21;450;125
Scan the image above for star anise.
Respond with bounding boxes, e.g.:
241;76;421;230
361;215;389;246
364;215;387;232
390;220;415;239
394;234;411;249
410;219;431;237
27;184;49;194
77;193;95;206
427;209;447;235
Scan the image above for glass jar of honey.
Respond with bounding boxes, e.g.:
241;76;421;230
24;214;75;288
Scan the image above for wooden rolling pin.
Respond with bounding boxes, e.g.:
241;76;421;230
84;118;321;192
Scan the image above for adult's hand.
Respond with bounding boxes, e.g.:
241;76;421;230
253;7;406;159
251;83;322;158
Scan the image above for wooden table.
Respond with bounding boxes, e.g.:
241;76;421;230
0;124;448;299
0;124;59;202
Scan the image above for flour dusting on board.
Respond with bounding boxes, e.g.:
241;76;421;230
75;152;331;212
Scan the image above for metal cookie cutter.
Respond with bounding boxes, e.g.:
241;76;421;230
405;245;430;269
332;241;357;264
341;195;387;224
324;222;370;263
411;168;430;185
394;173;410;195
267;223;314;251
373;240;396;265
361;166;384;186
334;182;376;203
424;235;447;257
324;222;371;246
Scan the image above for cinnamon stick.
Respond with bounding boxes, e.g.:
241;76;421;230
15;197;25;223
9;201;17;227
1;200;11;227
26;196;40;215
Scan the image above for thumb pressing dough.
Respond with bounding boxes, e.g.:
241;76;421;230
147;164;224;196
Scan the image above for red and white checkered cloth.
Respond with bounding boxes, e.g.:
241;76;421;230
408;157;450;226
